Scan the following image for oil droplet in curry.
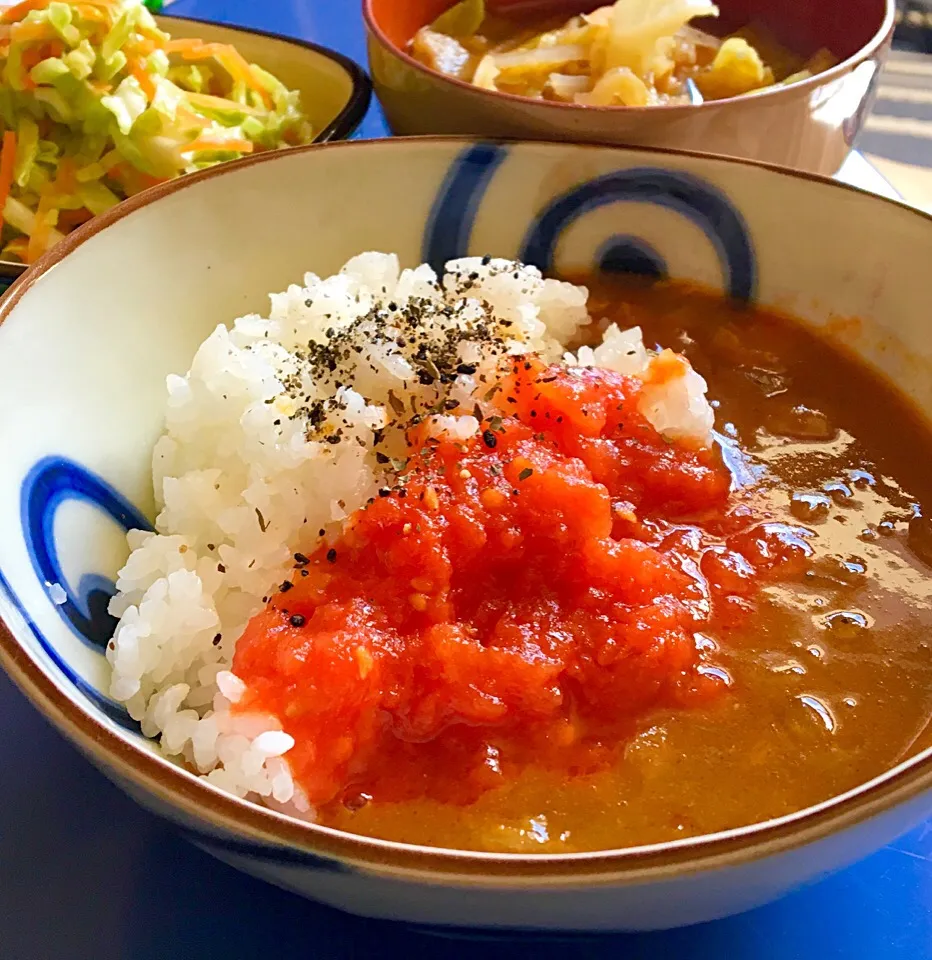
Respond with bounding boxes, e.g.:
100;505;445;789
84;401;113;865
234;279;932;853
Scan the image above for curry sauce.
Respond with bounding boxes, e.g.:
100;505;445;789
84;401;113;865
249;279;932;853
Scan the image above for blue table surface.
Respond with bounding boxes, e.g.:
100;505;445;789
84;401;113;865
1;3;931;958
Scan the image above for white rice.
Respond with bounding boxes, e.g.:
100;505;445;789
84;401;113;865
107;253;714;814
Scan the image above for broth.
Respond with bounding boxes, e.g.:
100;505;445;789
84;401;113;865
409;1;837;107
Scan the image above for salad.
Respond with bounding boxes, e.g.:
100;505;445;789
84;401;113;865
0;0;313;264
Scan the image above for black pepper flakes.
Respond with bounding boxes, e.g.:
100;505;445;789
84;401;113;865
388;391;406;416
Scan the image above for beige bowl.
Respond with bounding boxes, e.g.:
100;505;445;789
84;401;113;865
364;0;893;176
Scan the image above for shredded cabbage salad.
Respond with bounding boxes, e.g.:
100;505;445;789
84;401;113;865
0;0;313;264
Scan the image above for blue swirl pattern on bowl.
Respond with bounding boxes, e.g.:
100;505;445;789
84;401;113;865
23;456;153;651
423;143;756;301
9;457;151;729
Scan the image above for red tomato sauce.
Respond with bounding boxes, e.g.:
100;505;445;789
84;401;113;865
233;358;807;810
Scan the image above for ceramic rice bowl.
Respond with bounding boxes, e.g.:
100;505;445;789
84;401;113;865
0;137;930;932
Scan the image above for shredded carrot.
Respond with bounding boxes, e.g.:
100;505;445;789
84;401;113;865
176;106;209;130
26;195;53;263
4;0;115;24
23;47;44;72
130;59;156;100
215;45;256;78
184;137;254;154
130;36;156;57
74;5;108;22
181;42;241;68
164;38;203;54
136;171;167;190
180;42;272;107
0;131;18;230
1;0;50;24
21;40;58;71
3;237;28;259
107;164;165;196
53;157;76;195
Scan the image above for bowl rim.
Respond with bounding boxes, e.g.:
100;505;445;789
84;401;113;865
362;0;895;115
0;133;930;883
0;12;373;283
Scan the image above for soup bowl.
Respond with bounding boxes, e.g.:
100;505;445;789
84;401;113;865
0;137;930;932
0;14;372;293
364;0;893;176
